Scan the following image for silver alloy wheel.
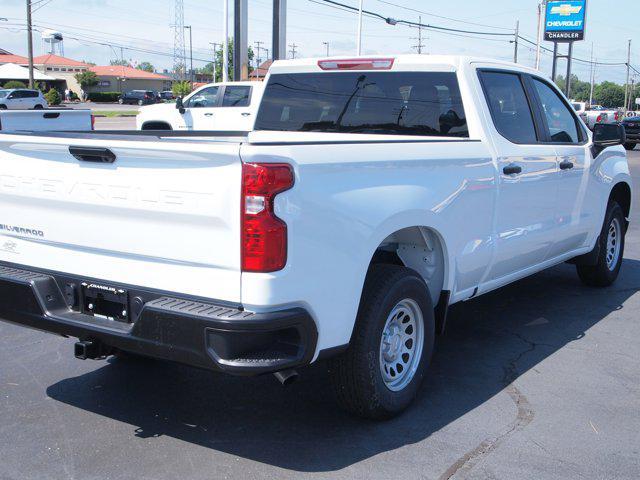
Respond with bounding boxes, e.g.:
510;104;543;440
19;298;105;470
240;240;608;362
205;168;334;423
606;217;622;271
379;298;424;392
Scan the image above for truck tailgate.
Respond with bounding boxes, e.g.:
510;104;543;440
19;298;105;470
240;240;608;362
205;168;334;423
0;109;92;132
0;134;242;303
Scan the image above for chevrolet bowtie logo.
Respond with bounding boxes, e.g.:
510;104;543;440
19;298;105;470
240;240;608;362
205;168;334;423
550;4;582;16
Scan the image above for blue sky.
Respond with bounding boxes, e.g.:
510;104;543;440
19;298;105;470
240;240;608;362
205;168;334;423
1;0;638;83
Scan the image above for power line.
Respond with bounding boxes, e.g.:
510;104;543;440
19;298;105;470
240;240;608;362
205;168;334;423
315;0;515;37
371;0;514;31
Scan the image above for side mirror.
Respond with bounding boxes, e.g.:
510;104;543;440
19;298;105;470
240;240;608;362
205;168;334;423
175;96;185;114
592;123;626;156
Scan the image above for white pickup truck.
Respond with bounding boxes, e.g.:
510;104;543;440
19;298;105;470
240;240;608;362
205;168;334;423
0;108;93;132
0;56;631;419
136;81;263;131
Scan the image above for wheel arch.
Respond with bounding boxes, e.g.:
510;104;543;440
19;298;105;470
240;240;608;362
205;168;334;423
609;181;631;225
367;225;450;308
141;121;173;131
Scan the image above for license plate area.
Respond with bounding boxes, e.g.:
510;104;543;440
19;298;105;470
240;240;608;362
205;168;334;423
81;282;129;323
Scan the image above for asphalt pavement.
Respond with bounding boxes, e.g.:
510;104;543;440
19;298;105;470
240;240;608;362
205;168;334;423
1;150;639;480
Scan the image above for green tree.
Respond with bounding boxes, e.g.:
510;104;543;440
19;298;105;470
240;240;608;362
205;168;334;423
593;81;625;108
198;39;254;82
75;71;99;89
110;59;131;67
172;80;192;97
137;61;155;73
44;88;61;106
554;74;591;101
3;80;26;89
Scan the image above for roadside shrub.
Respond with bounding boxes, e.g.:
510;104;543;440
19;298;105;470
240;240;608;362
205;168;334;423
87;92;121;102
3;80;26;89
172;81;192;98
44;88;61;106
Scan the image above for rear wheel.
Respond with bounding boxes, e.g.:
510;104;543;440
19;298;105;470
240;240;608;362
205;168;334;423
624;143;636;151
118;98;124;105
33;104;44;110
329;264;435;420
0;105;7;110
577;201;625;287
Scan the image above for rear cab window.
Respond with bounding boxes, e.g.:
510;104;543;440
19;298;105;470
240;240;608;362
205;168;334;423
479;71;538;144
222;86;252;107
255;71;468;137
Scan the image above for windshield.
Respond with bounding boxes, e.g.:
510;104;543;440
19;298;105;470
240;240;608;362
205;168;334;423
0;90;9;99
255;72;468;137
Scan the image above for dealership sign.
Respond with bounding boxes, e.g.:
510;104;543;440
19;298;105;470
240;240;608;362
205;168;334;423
545;0;587;42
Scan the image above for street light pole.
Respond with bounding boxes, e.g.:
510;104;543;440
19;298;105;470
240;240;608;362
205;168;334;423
535;0;546;70
184;25;193;84
26;0;34;88
624;39;632;112
357;0;363;55
322;41;329;56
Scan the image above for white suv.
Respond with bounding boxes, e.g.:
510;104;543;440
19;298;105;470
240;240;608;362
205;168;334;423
0;89;48;110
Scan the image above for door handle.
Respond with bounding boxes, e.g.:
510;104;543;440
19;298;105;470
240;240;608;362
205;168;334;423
241;112;251;116
503;163;522;176
559;160;574;170
204;113;214;117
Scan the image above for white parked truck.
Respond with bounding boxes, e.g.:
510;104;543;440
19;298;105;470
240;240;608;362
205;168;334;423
136;81;264;131
0;56;631;419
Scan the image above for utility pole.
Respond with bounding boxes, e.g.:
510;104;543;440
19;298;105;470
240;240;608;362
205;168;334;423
411;16;426;54
210;42;221;82
26;0;34;88
184;26;193;83
535;0;546;70
322;41;330;56
589;42;595;107
254;40;264;80
223;0;229;82
288;43;298;59
624;39;632;112
513;20;519;64
565;42;573;98
357;0;363;55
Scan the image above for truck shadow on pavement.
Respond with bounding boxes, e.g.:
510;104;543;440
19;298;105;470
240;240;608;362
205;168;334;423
46;259;640;473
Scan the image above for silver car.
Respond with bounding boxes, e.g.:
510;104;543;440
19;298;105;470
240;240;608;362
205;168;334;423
0;89;49;110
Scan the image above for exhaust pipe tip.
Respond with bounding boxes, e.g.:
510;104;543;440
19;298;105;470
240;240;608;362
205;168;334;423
273;368;299;386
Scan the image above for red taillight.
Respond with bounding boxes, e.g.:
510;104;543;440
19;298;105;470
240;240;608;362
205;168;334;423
614;112;620;121
90;114;95;131
241;163;294;272
597;114;602;123
317;58;395;71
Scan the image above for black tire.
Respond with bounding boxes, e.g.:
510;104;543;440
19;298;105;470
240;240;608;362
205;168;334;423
577;201;625;287
138;100;144;106
329;264;435;420
0;105;7;110
623;143;636;151
118;99;124;105
33;104;44;110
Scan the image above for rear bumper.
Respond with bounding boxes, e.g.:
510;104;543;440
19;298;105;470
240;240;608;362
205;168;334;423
0;262;317;375
624;131;640;142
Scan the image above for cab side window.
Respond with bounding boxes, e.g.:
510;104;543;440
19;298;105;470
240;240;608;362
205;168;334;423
222;86;251;107
186;86;219;108
480;71;538;144
531;78;580;143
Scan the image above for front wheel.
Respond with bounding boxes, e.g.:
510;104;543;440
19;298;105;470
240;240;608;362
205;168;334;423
624;143;636;151
33;104;44;110
329;264;435;420
577;201;626;287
